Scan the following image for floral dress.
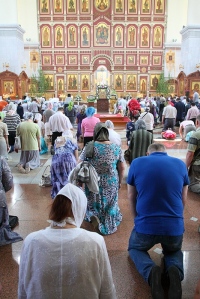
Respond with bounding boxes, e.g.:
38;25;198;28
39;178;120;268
51;139;78;199
80;142;124;235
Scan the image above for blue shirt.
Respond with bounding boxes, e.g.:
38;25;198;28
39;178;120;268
127;152;189;236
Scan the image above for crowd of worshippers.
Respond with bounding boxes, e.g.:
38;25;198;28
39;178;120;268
1;93;200;298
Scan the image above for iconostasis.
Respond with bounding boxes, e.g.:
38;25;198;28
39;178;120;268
38;0;166;97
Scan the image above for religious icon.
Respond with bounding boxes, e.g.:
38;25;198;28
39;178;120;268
179;80;184;95
127;75;136;90
3;81;15;96
41;0;49;13
81;0;89;12
128;0;136;13
141;26;149;47
82;55;89;64
44;75;54;89
68;26;76;46
69;55;77;64
42;27;50;47
58;79;64;91
95;23;109;45
43;55;51;64
129;27;135;46
115;75;123;90
150;75;160;90
115;56;122;64
115;27;122;46
54;0;62;13
156;0;163;13
95;0;109;11
192;82;200;92
56;56;64;64
68;75;78;90
30;52;39;63
153;56;161;65
116;0;123;13
142;0;150;13
67;0;76;13
81;75;89;90
140;56;148;65
154;27;162;47
140;78;147;94
56;27;63;46
82;26;89;46
127;55;135;64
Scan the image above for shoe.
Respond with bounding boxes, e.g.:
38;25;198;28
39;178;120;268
168;266;182;299
18;165;25;174
25;167;30;173
90;215;100;229
149;266;165;299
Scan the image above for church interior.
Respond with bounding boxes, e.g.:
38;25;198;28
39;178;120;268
0;0;200;298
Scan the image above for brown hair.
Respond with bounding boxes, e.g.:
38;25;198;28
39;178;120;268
49;195;73;222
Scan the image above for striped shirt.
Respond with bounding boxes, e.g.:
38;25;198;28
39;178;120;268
3;114;21;131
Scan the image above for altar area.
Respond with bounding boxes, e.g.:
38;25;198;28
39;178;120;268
95;84;117;114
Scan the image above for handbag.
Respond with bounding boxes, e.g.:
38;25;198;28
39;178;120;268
39;165;52;187
14;136;21;151
9;215;19;229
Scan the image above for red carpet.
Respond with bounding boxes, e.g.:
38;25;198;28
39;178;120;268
94;113;130;127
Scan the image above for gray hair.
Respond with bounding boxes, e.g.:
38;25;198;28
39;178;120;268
135;119;146;130
105;120;114;129
147;143;166;154
24;112;33;120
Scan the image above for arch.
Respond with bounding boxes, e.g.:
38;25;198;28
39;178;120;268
90;54;114;71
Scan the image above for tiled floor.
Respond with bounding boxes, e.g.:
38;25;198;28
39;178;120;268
0;125;199;299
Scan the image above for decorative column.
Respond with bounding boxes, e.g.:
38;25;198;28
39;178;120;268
180;0;200;75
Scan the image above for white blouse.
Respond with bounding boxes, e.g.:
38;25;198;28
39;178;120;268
18;227;116;299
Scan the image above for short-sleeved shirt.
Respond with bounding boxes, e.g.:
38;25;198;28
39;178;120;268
0;122;8;138
127;152;189;236
17;121;40;151
81;116;100;137
187;127;200;165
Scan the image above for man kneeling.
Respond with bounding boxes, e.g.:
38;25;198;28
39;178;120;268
127;143;189;299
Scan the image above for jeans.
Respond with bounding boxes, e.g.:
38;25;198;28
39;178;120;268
128;229;184;283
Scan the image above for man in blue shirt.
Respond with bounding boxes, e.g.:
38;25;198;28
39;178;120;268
127;143;189;299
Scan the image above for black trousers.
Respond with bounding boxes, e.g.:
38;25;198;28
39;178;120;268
52;131;62;146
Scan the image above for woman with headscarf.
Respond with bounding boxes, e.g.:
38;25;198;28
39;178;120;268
0;116;9;158
126;119;153;164
139;107;154;134
79;122;125;235
16;112;40;173
18;183;116;299
76;104;87;142
105;120;121;146
0;156;23;246
34;113;48;155
51;136;78;199
81;107;100;146
3;102;21;153
64;101;77;126
43;102;55;141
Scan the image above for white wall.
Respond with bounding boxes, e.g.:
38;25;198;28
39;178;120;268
187;0;200;25
17;0;39;43
0;0;18;24
165;0;188;43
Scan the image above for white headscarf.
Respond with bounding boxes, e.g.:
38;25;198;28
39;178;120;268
55;183;87;228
